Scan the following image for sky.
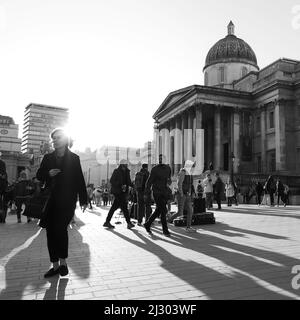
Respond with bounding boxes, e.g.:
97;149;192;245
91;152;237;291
0;0;299;151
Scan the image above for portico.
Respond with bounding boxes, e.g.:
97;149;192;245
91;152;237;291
154;85;252;176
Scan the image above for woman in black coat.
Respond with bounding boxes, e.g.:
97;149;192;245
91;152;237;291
36;128;88;278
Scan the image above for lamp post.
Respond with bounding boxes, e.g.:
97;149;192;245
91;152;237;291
231;152;235;183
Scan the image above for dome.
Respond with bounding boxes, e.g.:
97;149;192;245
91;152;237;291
203;22;258;71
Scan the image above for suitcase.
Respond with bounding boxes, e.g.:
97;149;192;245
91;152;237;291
192;212;215;225
173;215;187;227
173;212;215;227
0;209;5;222
193;198;206;214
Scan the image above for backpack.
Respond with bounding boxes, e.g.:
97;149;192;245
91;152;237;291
134;171;144;191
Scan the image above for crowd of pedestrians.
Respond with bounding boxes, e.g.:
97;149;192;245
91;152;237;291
0;128;294;279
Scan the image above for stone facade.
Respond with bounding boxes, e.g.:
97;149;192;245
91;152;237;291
152;23;300;200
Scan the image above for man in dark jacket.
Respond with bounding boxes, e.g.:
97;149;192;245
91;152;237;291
213;172;224;210
14;171;34;223
0;155;8;223
136;163;152;226
276;178;286;207
143;154;172;237
255;181;264;205
103;159;135;229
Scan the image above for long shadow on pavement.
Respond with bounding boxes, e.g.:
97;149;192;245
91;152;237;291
217;206;300;220
112;222;300;300
0;214;91;300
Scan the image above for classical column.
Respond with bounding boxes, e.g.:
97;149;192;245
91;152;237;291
232;109;240;173
214;106;221;171
275;100;286;171
181;112;187;165
186;110;193;162
194;104;204;175
163;121;170;165
169;118;175;175
260;106;267;172
153;122;160;165
160;125;166;160
174;116;182;174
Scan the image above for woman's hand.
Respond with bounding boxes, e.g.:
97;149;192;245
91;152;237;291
81;204;88;212
49;169;61;177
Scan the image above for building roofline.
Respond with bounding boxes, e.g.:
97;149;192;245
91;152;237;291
25;103;69;111
258;58;300;75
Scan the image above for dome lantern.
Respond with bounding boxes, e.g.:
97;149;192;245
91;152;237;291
227;20;235;36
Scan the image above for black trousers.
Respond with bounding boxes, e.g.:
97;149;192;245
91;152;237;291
106;194;131;224
256;193;262;205
269;192;275;205
145;193;169;234
137;190;152;223
214;193;222;209
15;197;31;221
46;206;73;263
277;193;286;205
0;193;8;222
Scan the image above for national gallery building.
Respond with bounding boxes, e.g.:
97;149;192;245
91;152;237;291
153;22;300;183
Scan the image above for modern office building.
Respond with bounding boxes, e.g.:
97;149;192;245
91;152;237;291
0;115;22;153
21;103;69;154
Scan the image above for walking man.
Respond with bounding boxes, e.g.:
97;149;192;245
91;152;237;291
177;160;196;232
213;172;224;210
103;159;135;229
143;154;172;237
135;164;152;226
0;154;8;223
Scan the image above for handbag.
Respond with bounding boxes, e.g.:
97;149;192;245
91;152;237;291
22;187;51;224
166;186;173;201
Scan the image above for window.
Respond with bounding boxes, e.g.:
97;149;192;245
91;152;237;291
219;67;225;83
204;72;208;85
269;111;274;129
242;67;248;77
257;155;262;172
297;148;300;173
256;116;261;133
267;150;276;172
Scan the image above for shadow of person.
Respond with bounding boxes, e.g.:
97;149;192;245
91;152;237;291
67;215;91;280
0;222;39;261
192;221;289;240
43;277;69;300
218;206;300;220
112;227;300;300
0;227;48;300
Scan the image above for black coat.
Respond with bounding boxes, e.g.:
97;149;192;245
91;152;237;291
0;159;7;194
36;149;88;212
110;166;132;196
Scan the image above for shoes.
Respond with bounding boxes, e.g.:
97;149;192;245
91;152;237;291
103;221;115;229
44;267;60;278
143;223;152;234
163;232;171;237
185;227;196;233
59;265;69;276
127;222;135;229
17;219;21;223
27;219;32;223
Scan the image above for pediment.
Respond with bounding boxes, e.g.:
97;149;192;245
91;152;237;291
153;86;196;119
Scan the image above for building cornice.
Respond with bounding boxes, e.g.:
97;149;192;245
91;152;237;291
153;85;252;120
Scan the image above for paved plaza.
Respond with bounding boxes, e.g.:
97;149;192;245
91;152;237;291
0;204;300;300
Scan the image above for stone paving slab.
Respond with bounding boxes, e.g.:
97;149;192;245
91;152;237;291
1;204;300;300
